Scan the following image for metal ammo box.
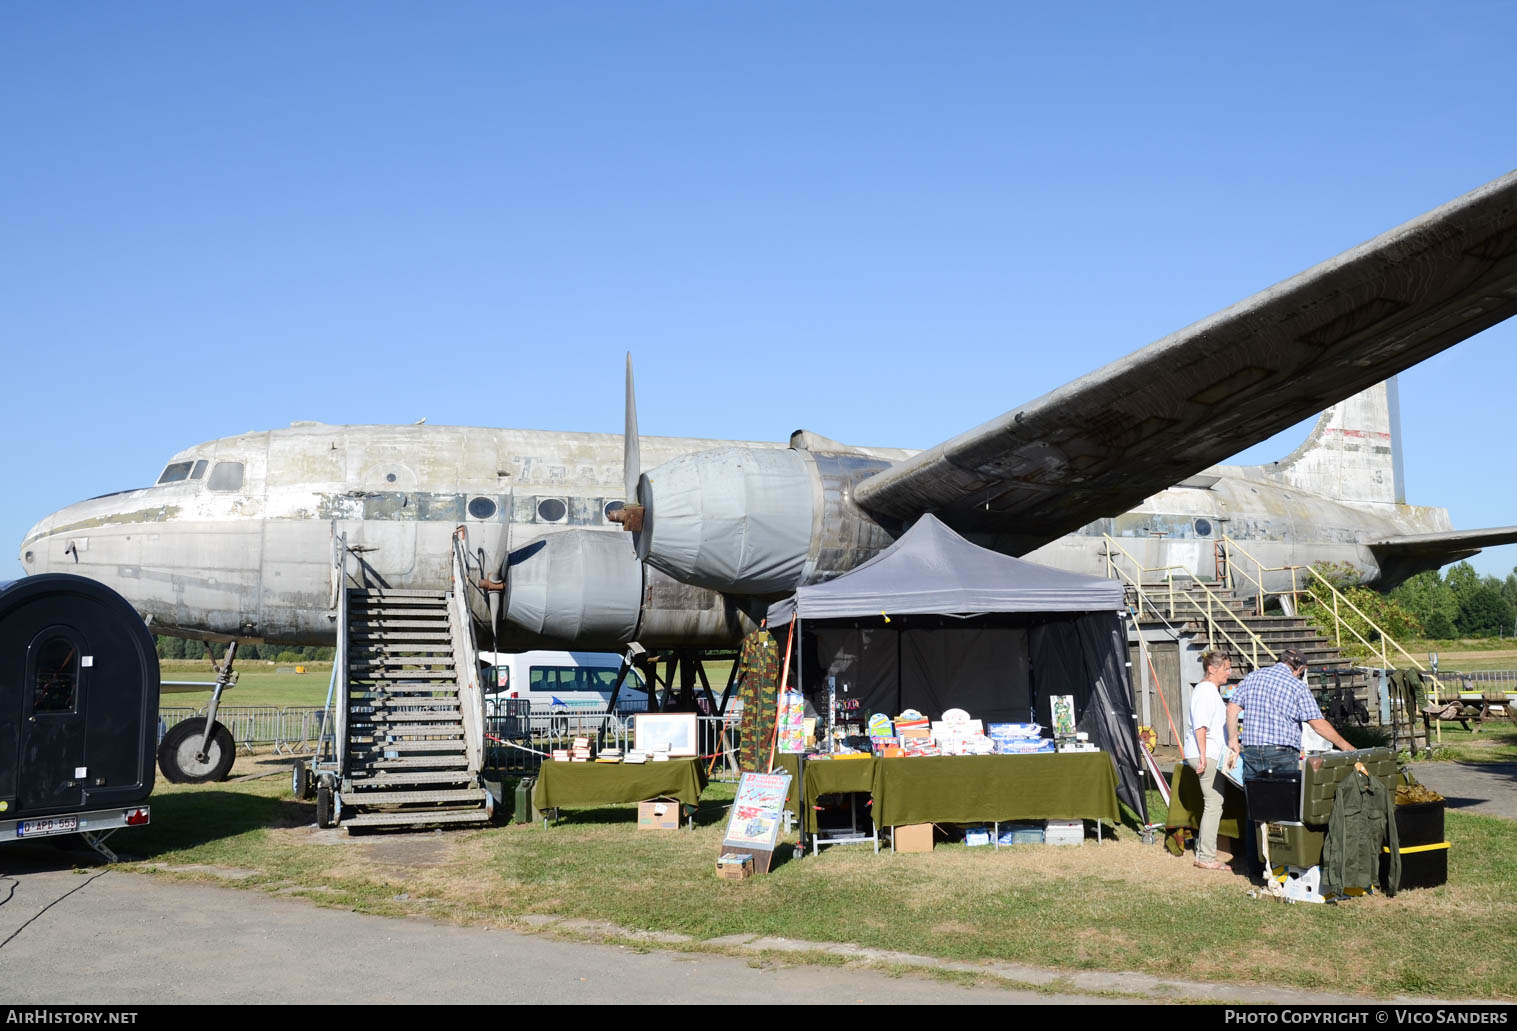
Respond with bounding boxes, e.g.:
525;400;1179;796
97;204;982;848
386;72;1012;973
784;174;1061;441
1254;747;1396;869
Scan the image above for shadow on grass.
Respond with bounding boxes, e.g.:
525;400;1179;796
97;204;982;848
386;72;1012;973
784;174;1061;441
125;791;312;856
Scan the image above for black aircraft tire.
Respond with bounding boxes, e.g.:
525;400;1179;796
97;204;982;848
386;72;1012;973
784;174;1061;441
157;720;237;784
316;783;334;829
292;761;310;800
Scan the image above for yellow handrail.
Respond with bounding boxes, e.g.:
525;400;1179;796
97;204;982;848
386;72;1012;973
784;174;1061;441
1218;535;1448;706
1103;535;1279;671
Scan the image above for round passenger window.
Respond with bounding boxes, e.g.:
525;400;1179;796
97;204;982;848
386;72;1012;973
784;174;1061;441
603;501;625;521
1194;518;1213;537
468;496;497;520
537;498;567;523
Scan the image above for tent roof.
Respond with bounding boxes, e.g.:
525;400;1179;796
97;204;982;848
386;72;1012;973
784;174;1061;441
767;514;1124;623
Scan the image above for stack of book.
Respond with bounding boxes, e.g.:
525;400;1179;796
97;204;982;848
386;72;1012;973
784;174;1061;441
623;750;648;764
551;748;572;762
571;736;593;762
595;748;622;764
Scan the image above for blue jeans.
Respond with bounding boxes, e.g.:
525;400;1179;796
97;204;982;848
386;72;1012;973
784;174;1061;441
1242;745;1299;783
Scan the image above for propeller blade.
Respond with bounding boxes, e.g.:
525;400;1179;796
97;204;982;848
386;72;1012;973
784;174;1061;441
624;351;641;506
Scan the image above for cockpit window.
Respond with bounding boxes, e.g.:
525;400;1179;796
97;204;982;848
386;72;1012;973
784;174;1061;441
157;462;194;484
191;460;208;480
208;461;244;492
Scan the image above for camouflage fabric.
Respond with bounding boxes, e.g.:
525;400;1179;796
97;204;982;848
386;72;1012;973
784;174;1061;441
735;628;781;772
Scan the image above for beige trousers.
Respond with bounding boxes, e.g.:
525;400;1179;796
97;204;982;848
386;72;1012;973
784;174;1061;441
1188;758;1225;863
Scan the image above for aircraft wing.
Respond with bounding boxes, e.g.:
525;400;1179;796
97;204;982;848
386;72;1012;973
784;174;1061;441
1368;526;1517;586
853;170;1517;553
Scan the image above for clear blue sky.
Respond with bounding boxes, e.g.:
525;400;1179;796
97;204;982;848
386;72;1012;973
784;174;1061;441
4;2;1515;582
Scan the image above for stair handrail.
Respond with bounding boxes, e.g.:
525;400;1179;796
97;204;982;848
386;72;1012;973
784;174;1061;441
1100;535;1191;619
450;527;486;774
1220;535;1449;703
326;528;366;780
1103;535;1277;671
1294;564;1450;703
1214;535;1303;616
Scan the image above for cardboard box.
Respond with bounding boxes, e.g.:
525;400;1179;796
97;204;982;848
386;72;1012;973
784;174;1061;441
894;823;934;853
898;727;932;740
715;854;755;880
637;800;680;831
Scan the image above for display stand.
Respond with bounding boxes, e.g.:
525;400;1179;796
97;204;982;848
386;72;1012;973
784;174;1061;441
720;771;791;875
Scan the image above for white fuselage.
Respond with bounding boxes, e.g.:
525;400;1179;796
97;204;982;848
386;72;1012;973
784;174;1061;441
18;422;1450;646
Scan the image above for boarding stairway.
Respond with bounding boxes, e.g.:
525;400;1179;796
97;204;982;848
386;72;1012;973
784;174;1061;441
324;531;493;831
1127;578;1371;698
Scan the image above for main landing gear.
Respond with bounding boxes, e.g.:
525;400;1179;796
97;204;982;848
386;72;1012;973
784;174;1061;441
158;641;240;783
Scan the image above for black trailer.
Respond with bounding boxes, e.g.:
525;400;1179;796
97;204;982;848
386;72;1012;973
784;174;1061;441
0;574;158;860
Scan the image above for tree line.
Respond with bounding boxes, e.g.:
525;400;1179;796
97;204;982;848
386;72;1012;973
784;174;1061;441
154;636;335;663
1389;562;1517;639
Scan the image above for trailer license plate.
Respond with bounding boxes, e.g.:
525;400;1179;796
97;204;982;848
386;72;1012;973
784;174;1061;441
18;816;78;837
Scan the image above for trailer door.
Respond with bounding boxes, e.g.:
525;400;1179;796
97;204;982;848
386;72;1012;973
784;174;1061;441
19;629;87;812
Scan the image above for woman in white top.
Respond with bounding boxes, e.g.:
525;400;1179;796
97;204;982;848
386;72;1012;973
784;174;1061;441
1183;650;1233;870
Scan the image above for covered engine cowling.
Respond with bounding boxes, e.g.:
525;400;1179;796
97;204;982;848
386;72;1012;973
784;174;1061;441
502;529;766;650
632;446;899;594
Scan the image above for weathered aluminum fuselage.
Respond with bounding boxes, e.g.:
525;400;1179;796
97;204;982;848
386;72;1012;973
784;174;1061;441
19;421;1451;647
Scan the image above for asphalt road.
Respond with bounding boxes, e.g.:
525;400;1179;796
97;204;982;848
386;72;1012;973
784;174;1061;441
0;854;1106;1006
1407;761;1517;820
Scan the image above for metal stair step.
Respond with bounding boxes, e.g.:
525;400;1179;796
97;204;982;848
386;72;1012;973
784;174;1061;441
341;788;489;806
346;770;476;785
360;756;472;770
353;589;448;599
347;619;454;630
351;724;463;738
350;710;463;722
349;669;461;680
341;809;491;828
350;657;456;668
350;739;467;753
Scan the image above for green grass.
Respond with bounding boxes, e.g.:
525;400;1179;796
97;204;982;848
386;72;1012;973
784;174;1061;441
159;669;333;709
1424;723;1517;764
104;758;1517;1001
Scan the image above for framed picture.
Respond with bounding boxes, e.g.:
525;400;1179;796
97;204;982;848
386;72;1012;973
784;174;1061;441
633;712;698;757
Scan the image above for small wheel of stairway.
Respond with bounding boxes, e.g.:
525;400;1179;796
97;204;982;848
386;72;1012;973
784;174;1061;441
292;760;311;800
157;720;237;784
316;781;335;829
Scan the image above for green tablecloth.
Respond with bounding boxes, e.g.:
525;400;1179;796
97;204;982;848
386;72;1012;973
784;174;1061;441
775;753;803;812
869;753;1120;827
532;757;707;811
1164;762;1247;840
802;757;877;832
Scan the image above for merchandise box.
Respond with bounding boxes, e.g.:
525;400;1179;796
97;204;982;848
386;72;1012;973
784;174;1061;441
715;854;755;880
998;823;1044;845
1045;819;1083;846
898;727;932;740
964;826;991;847
894;823;934;853
637;800;680;831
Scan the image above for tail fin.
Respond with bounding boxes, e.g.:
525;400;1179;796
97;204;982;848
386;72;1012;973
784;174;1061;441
1262;377;1405;506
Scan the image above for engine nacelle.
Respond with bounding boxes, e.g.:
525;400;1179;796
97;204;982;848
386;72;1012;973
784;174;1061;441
632;446;898;595
502;529;765;649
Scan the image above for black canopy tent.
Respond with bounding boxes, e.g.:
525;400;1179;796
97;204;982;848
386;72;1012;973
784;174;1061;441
767;515;1145;822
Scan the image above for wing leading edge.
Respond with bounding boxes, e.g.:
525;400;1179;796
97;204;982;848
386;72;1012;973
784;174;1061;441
853;170;1517;554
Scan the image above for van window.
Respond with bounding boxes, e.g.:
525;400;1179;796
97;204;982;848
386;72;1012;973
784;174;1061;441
33;637;78;713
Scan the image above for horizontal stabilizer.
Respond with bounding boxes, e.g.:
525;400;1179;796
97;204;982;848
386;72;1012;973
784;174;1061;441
1368;526;1517;586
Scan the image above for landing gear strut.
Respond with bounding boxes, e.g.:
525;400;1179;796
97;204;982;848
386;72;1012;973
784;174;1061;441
158;641;240;784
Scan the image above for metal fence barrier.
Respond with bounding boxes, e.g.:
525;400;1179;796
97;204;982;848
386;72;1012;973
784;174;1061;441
158;704;746;778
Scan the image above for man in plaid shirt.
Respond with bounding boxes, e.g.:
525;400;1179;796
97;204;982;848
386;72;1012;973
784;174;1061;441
1225;648;1353;783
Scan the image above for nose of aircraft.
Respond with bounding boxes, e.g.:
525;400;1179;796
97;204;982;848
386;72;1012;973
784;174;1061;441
19;512;55;576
